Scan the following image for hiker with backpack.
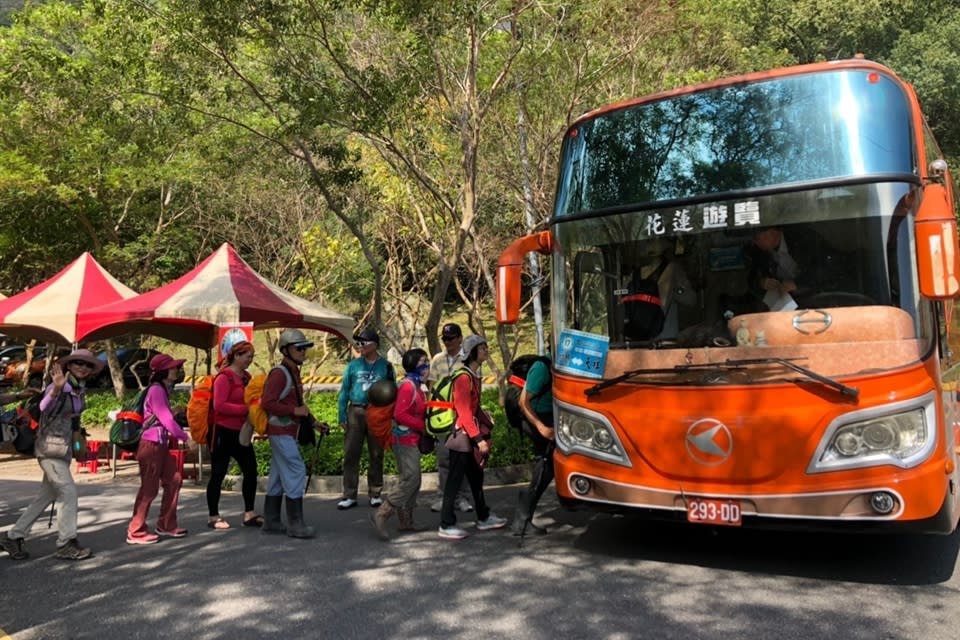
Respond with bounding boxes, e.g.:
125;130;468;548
427;322;473;514
0;349;101;562
370;348;431;540
206;340;262;531
510;353;555;537
261;328;323;538
336;328;394;510
126;353;191;545
437;335;508;540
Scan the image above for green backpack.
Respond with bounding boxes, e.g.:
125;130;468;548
424;369;471;438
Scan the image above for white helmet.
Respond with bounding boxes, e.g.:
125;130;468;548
278;328;314;350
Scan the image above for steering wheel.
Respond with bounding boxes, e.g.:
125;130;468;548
800;291;876;308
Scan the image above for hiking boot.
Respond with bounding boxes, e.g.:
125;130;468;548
369;496;384;508
437;525;469;540
285;497;316;539
475;513;508;531
0;532;29;561
397;508;428;533
337;498;357;510
261;494;286;535
55;538;92;561
369;502;395;541
455;498;474;513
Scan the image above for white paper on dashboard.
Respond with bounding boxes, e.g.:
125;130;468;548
764;290;798;311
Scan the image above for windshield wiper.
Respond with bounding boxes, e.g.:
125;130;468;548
584;357;858;398
722;357;859;398
584;363;726;397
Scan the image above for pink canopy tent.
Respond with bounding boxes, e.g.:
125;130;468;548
0;252;137;345
77;243;355;348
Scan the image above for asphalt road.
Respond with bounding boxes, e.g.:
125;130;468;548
1;479;959;639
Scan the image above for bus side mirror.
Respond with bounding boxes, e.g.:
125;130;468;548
915;183;960;299
495;231;555;324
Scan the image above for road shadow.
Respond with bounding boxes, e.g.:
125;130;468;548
557;506;960;585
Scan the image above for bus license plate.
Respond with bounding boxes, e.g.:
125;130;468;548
686;498;742;526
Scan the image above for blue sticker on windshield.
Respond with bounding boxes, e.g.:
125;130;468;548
555;329;610;379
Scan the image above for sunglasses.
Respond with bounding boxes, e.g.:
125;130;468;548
69;361;95;369
441;335;460;342
290;345;310;352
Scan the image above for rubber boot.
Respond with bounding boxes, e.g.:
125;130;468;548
284;497;316;539
511;489;547;537
397;507;428;533
261;495;286;535
369;501;395;541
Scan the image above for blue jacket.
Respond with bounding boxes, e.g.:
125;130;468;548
337;356;394;424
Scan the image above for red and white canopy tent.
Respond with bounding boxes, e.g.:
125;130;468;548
77;243;355;348
0;252;137;345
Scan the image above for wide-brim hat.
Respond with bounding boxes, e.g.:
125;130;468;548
61;348;105;375
149;353;186;372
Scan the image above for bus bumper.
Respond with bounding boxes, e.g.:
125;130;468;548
554;463;959;535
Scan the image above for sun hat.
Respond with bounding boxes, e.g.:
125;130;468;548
460;335;487;362
61;348;104;375
278;328;314;350
149;353;186;372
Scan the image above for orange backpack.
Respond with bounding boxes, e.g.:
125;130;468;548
186;374;217;444
244;366;293;436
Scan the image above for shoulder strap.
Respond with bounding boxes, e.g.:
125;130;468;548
651;258;669;282
277;363;298;403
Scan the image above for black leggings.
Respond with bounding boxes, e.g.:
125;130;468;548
206;426;258;516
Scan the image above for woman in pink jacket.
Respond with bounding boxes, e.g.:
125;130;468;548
126;353;191;545
437;335;507;540
370;348;430;540
206;340;261;530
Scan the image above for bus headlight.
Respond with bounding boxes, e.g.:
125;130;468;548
809;396;936;473
555;400;632;468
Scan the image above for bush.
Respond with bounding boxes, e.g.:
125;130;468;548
85;387;536;476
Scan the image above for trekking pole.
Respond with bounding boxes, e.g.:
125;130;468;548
47;500;56;528
304;424;328;493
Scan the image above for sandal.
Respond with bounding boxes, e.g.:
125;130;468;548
206;518;231;530
243;515;265;528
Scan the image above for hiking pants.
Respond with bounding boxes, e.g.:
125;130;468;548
128;440;182;536
387;442;421;511
341;405;383;500
519;413;555;518
206;426;258;516
10;457;78;547
440;449;489;528
266;434;307;499
434;437;471;503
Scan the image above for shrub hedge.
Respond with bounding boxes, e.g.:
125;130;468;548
83;388;535;476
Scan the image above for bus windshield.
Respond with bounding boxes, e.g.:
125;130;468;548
555;68;915;216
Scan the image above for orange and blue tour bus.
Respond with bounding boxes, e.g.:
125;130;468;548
496;58;960;533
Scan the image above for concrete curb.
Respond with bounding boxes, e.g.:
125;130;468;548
221;463;533;495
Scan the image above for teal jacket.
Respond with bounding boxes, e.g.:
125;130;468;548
337;356;395;424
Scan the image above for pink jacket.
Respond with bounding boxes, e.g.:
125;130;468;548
141;383;189;444
392;378;425;447
213;368;249;431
